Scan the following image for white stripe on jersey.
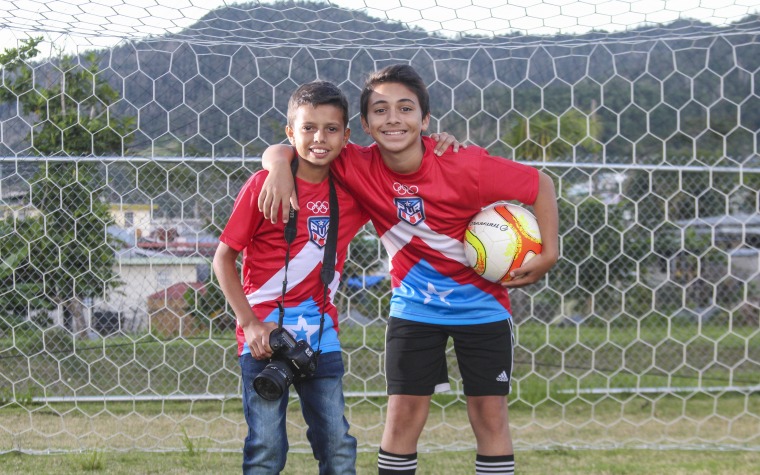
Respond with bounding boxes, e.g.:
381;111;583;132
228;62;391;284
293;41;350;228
380;219;468;266
245;243;340;306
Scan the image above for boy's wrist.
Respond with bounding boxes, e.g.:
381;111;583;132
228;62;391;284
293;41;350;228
541;246;559;260
238;318;263;330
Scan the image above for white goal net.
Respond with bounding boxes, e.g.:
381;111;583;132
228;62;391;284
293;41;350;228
1;0;758;454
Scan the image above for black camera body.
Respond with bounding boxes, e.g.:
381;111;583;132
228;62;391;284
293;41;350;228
253;327;319;400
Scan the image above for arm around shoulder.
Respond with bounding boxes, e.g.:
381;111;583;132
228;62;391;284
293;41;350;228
259;144;298;224
261;144;297;170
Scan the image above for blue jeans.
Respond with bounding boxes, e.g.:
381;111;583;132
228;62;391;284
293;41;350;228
239;350;357;475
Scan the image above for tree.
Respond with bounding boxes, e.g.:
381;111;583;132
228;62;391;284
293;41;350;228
0;37;134;337
0;218;48;327
504;107;602;161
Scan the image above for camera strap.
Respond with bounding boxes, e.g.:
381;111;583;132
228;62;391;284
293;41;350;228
277;156;339;353
318;172;339;350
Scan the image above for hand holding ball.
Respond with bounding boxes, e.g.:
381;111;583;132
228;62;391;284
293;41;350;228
464;203;543;283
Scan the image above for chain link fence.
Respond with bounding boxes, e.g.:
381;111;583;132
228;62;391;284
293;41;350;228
1;157;757;452
0;0;759;454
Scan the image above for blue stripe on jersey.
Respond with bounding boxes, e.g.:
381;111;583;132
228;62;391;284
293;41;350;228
240;297;340;356
389;259;511;325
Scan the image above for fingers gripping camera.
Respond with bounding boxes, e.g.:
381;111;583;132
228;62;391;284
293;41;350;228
253;327;320;401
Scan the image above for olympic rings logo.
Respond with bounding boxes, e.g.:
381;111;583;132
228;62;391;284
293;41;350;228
393;182;419;195
307;201;329;214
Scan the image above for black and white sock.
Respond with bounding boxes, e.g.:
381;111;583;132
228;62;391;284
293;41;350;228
378;448;418;474
475;454;515;475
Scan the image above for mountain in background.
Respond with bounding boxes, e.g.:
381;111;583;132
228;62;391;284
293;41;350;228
1;0;759;161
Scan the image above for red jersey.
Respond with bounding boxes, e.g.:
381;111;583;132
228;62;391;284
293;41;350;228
331;136;539;325
220;170;369;356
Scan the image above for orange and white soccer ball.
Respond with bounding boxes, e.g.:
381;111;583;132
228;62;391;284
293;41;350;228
464;203;543;283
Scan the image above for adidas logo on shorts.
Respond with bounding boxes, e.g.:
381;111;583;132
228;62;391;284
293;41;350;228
496;371;510;383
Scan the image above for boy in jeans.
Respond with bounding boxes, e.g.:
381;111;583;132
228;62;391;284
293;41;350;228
214;80;458;474
259;64;560;475
213;81;364;474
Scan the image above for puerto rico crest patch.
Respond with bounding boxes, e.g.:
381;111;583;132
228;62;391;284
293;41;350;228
307;216;330;248
395;197;425;225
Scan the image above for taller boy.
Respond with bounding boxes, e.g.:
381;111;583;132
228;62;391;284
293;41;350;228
261;65;560;475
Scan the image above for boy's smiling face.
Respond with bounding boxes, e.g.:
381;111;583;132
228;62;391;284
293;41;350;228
361;82;431;161
286;103;350;175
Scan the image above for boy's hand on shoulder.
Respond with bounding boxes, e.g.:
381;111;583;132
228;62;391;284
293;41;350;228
501;252;558;289
243;321;279;360
429;132;466;156
258;166;298;224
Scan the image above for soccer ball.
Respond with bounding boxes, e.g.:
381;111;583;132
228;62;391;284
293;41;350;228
464;203;543;283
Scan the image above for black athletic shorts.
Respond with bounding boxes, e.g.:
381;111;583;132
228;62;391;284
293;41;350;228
385;317;514;397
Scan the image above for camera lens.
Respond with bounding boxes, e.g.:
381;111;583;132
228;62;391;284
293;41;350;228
253;360;293;401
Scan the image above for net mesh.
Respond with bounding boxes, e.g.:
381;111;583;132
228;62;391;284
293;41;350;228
0;0;759;454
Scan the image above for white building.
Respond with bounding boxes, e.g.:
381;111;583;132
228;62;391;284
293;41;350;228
108;202;157;243
96;247;209;332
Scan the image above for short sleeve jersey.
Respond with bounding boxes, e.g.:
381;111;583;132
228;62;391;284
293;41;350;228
331;136;539;325
220;170;369;356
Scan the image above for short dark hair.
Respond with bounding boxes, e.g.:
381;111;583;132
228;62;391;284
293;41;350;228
360;64;430;122
287;81;349;128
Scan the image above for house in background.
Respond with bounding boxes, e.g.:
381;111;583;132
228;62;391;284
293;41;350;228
108;203;217;258
669;212;760;324
147;281;206;338
2;189;220;335
108;202;156;243
100;200;220;333
676;212;760;281
98;246;210;333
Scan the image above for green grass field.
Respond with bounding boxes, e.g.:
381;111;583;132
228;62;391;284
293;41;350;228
4;320;757;399
1;392;758;453
1;448;759;474
2;320;758;460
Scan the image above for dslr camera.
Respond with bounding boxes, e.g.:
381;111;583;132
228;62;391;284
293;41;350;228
253;327;319;400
